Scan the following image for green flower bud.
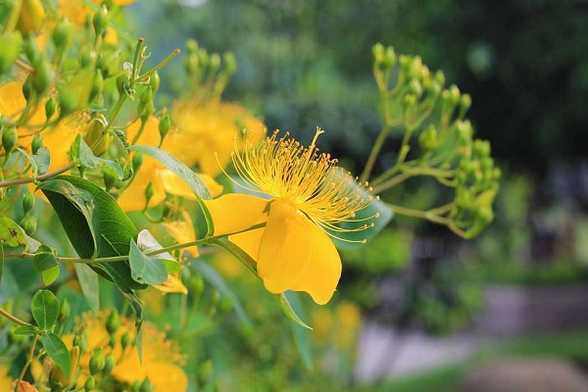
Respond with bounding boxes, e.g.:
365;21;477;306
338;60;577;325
33;59;52;95
108;334;116;348
89;348;105;375
21;215;37;235
80;50;93;68
209;53;221;72
132;152;143;173
140;379;153;392
45;97;56;120
31;134;43;154
79;331;89;353
186;39;198;54
58;86;76;118
84;375;96;391
144;182;154;207
460;94;471;113
131;381;141;392
384;46;396;68
106;311;120;334
139;87;154;120
158;113;171;144
52;20;73;49
409;79;422;97
22;75;34;101
449;85;461;106
116;73;130;96
419;125;438;151
102;166;117;190
24;35;39;65
121;332;130;349
372;42;385;63
93;6;108;37
149;71;160;93
191;275;204;295
198;360;213;385
104;354;115;374
2;126;17;154
22;190;35;212
90;70;104;102
403;94;416;108
223;52;237;75
434;70;446;86
0;31;22;75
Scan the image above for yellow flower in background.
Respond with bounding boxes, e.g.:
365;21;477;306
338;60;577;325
64;311;187;392
167;100;266;177
311;301;362;350
204;129;371;304
118;116;223;211
0;81;84;171
0;365;12;391
59;0;135;25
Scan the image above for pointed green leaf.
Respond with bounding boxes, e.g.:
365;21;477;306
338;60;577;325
33;146;51;175
31;289;59;330
13;325;39;336
128;240;167;285
280;292;312;330
40;333;71;378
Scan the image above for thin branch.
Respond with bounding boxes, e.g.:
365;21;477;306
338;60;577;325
0;163;74;188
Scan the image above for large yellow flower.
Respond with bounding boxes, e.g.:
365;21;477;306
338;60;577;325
167;100;266;177
58;0;135;25
63;311;187;392
204;130;371;304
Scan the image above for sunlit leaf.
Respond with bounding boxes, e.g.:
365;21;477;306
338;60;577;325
40;333;71;378
31;289;59;331
128;239;167;285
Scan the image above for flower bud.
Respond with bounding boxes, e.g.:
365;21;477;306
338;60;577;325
191;275;204;295
58;86;77;118
52;20;72;50
149;71;160;93
140;379;153;392
384;46;396;68
45;97;56;120
116;73;130;96
102;166;117;191
80;50;93;68
132;152;143;173
17;0;46;34
186;39;198;54
22;75;34;101
419;125;438;151
59;298;70;321
33;59;52;95
89;348;105;375
93;6;108;37
121;332;130;349
372;42;385;63
21;215;37;235
209;53;221;73
104;354;115;374
144;182;154;207
23;35;39;65
2;126;17;154
22;191;35;212
85;375;96;391
223;52;237;75
0;31;22;75
158;113;171;145
90;70;104;102
108;334;116;348
139;87;154;120
106;311;120;334
78;331;89;353
31;134;43;154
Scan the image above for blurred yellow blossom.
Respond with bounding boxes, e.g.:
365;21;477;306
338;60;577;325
204;129;370;304
168;99;266;177
311;301;361;350
64;311;187;392
0;365;12;391
58;0;135;26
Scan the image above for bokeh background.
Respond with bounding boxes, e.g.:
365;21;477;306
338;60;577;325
126;1;588;390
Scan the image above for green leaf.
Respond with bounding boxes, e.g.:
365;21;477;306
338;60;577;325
71;135;124;178
136;229;179;273
128;240;167;285
40;333;71;378
0;246;3;285
0;216;26;247
131;145;211;199
280;292;312;330
31;289;59;330
13;325;39;336
33;250;60;286
327;168;393;249
33;146;51;175
74;264;99;311
191;260;253;330
39;176;146;292
282;291;313;369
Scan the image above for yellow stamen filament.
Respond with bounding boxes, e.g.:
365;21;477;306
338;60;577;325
232;128;372;237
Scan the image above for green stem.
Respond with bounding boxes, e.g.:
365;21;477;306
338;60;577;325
58;223;267;264
360;126;390;183
0;308;34;327
0;163;74;188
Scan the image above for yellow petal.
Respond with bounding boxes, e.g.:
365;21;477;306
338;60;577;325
159;170;224;200
162;211;198;257
117;158;165;211
229;228;264;261
127;116;160;146
257;200;341;305
204;193;268;236
153;274;188;295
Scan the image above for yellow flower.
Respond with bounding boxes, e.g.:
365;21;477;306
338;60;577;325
0;365;12;391
58;0;135;25
167;100;266;177
0;80;83;171
64;311;187;392
118;116;223;211
204;129;371;304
